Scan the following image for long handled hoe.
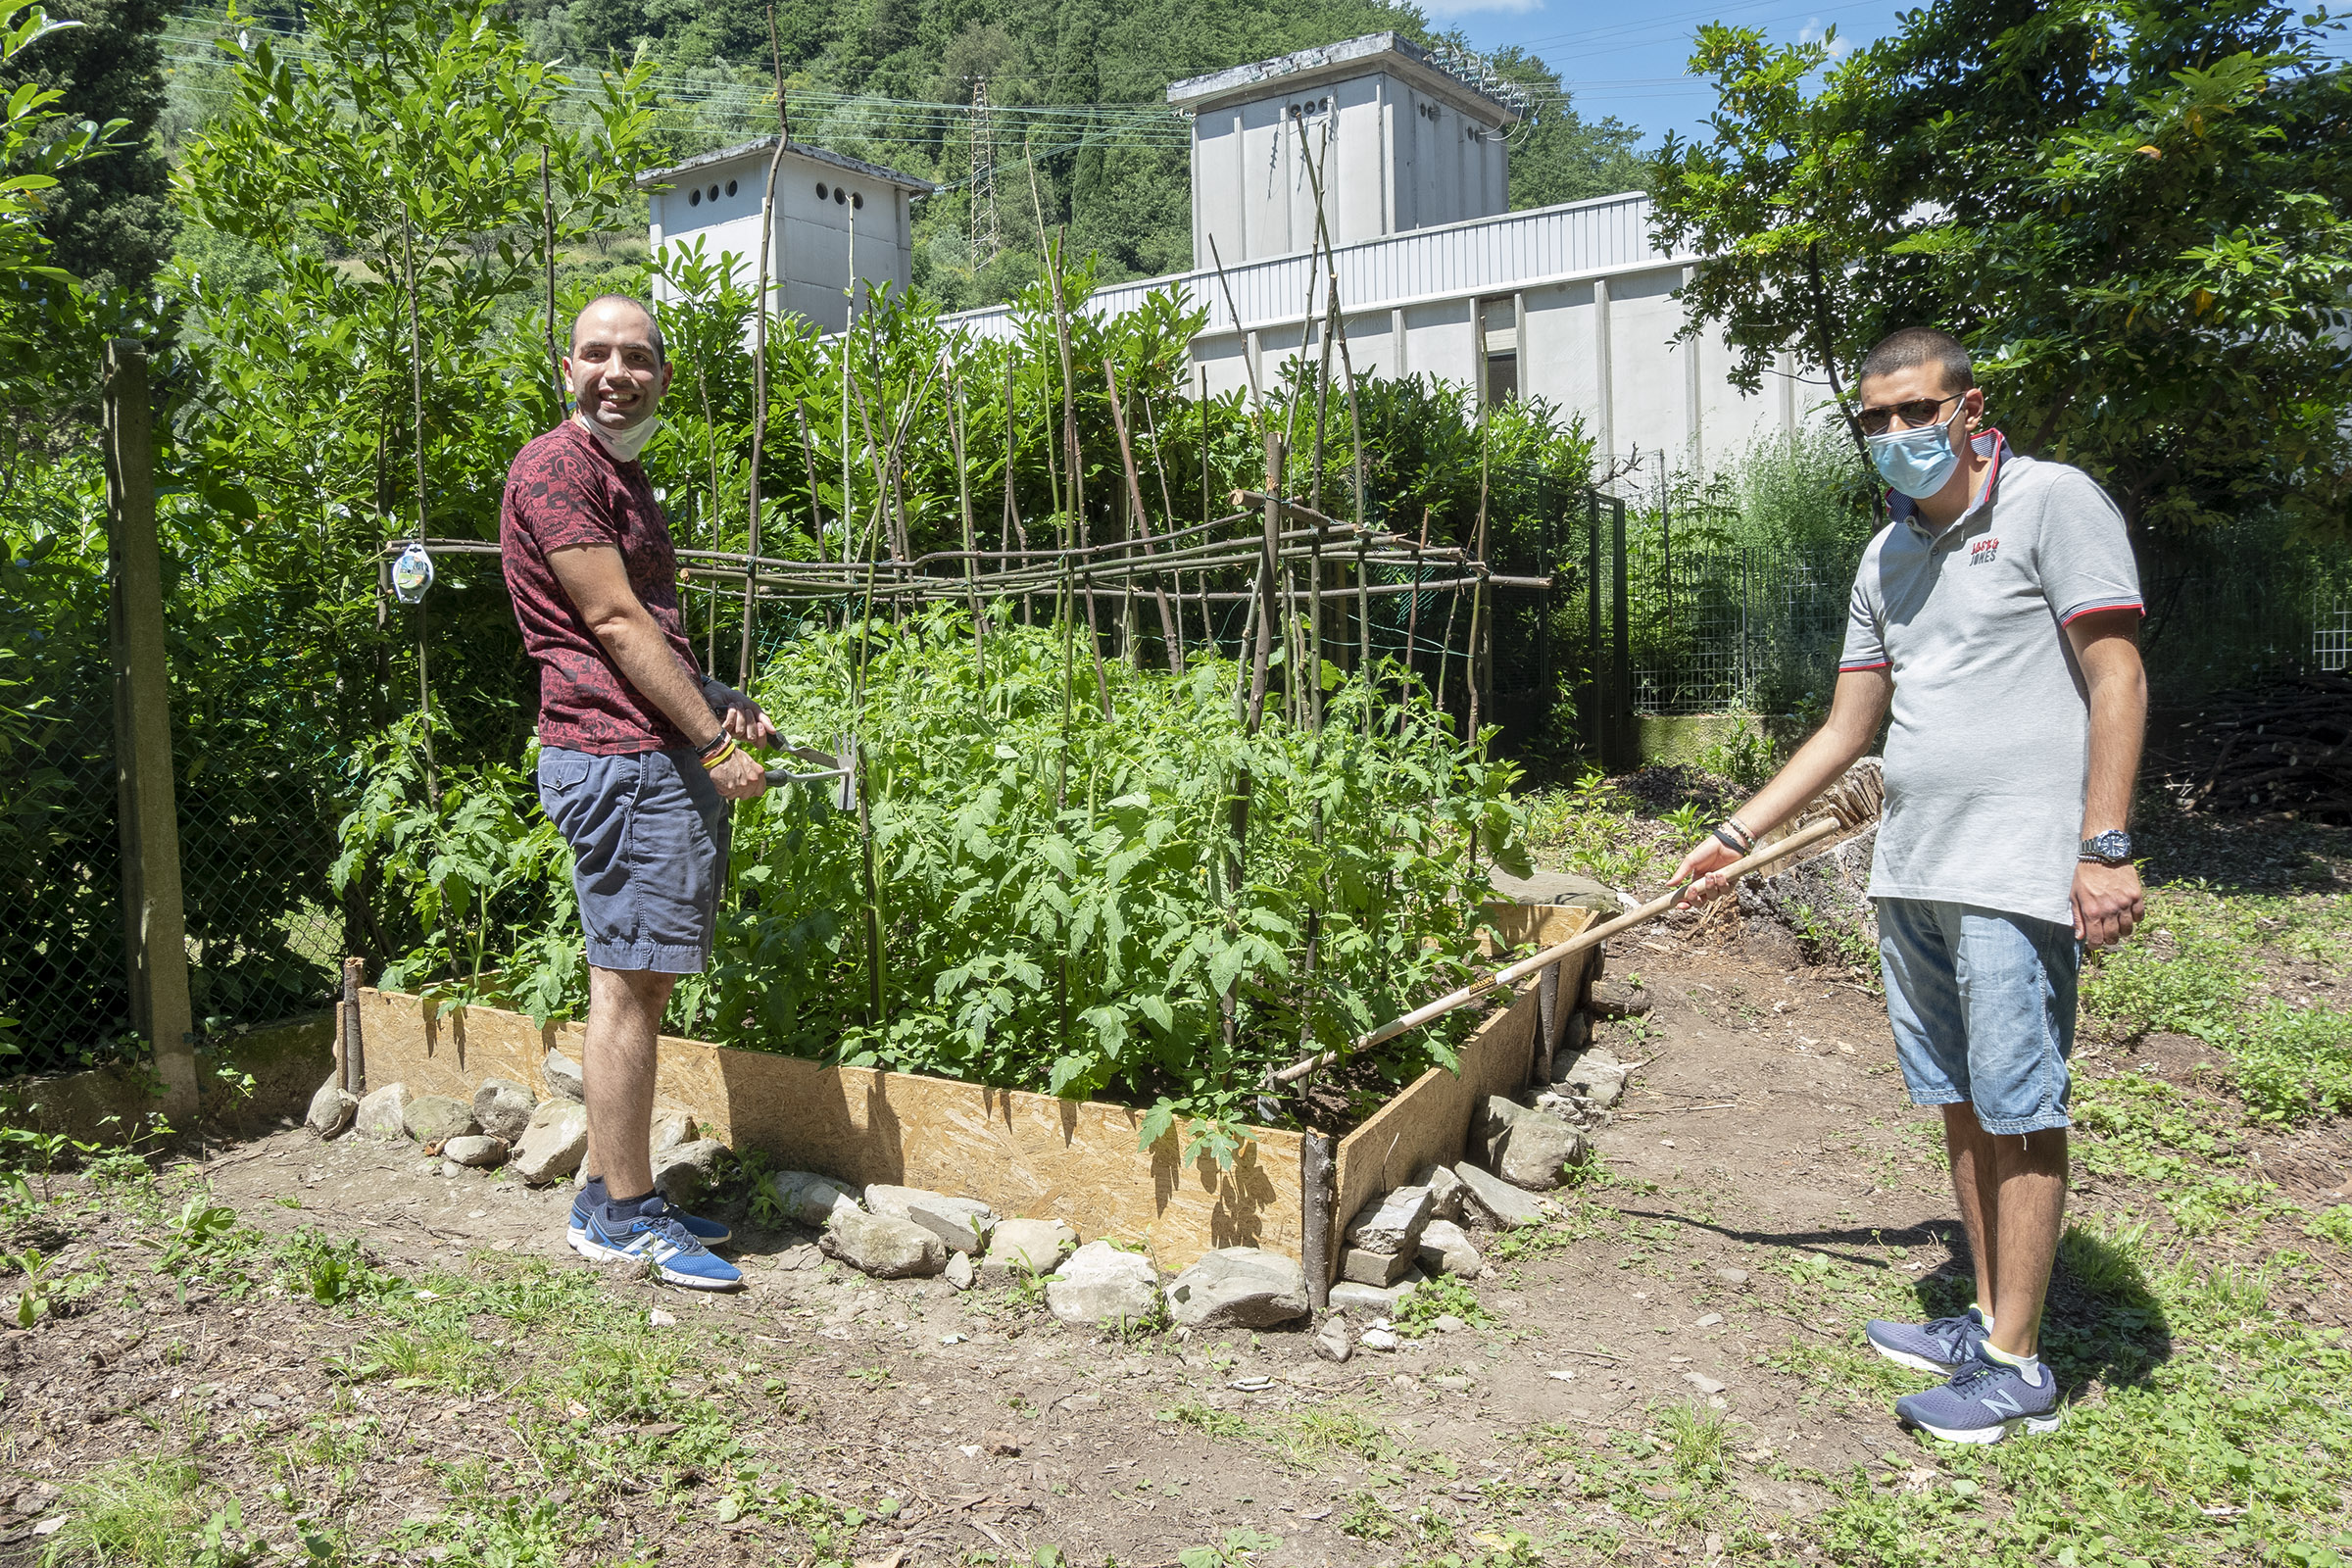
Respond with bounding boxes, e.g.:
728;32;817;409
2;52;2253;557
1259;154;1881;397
1269;757;1887;1089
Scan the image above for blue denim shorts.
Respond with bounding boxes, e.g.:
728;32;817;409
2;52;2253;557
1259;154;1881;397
536;746;729;974
1877;899;2080;1136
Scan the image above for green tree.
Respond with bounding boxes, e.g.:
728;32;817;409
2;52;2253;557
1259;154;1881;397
1650;0;2352;535
17;0;172;297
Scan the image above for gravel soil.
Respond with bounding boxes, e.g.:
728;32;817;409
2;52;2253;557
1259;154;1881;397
0;811;2344;1567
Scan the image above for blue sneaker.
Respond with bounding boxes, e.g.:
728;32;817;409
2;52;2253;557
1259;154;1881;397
571;1176;731;1248
569;1195;743;1290
1894;1346;2062;1446
1865;1305;1990;1377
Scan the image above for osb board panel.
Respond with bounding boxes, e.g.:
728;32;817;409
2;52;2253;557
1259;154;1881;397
1329;906;1595;1270
357;989;1300;1272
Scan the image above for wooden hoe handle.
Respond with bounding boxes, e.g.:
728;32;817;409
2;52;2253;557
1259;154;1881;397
1268;814;1845;1087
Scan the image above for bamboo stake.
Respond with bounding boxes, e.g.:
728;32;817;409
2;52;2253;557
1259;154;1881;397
736;9;793;685
397;211;437;800
947;367;983;676
541;148;564;425
1101;358;1182;672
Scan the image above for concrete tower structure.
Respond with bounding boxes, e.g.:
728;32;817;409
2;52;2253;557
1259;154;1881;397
1169;33;1516;269
638;139;933;333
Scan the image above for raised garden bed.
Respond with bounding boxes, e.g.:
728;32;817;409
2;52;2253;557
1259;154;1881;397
351;903;1592;1277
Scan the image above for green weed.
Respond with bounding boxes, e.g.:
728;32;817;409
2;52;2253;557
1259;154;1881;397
1393;1275;1490;1337
2303;1204;2352;1250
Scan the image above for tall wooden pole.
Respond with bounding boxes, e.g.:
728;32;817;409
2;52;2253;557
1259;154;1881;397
102;341;197;1124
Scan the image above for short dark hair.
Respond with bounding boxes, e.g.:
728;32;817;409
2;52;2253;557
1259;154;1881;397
569;294;665;364
1857;327;1973;394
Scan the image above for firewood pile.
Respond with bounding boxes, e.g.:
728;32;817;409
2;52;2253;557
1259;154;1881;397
2155;673;2352;821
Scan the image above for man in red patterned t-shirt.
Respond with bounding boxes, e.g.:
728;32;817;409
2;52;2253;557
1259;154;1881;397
501;295;765;1290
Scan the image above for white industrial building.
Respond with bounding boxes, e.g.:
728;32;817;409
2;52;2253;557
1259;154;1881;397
640;34;1806;472
638;139;932;332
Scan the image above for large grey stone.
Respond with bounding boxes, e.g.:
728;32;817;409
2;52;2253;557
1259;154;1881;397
982;1217;1079;1280
648;1104;697;1155
404;1095;477;1148
1420;1164;1468;1225
652;1138;725;1208
1453;1162;1547;1229
305;1076;357;1139
1343;1186;1434;1256
513;1100;589;1185
866;1185;995;1254
354;1082;410;1141
1558;1047;1628;1109
1163;1248;1308;1330
441;1135;509;1169
769;1170;860;1227
1591;978;1649;1018
1416;1218;1484;1278
1475;1096;1588;1191
820;1211;947;1278
470;1079;534;1143
1330;1275;1423;1315
1342;1246;1419;1287
542;1048;585;1102
1044;1241;1159;1328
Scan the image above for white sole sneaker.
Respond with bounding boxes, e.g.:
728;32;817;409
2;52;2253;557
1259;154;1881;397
1869;1342;1967;1377
1912;1410;2064;1446
567;1227;742;1291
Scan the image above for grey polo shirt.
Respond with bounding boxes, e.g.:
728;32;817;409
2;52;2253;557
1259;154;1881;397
1839;429;2142;926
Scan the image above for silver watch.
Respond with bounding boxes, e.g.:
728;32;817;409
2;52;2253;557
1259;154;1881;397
2079;830;2132;865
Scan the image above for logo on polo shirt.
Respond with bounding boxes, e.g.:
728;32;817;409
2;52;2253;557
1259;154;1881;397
1971;536;2000;565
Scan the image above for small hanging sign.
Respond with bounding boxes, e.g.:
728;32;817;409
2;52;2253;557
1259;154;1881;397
392;542;435;605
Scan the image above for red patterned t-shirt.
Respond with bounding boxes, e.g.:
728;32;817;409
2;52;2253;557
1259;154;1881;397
500;419;700;754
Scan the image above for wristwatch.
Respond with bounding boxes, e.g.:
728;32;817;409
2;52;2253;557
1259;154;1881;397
2079;830;2133;865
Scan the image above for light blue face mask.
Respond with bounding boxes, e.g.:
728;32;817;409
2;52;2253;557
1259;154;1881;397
1867;416;1961;501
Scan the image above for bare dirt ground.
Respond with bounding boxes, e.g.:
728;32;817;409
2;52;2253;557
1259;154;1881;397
3;816;2347;1567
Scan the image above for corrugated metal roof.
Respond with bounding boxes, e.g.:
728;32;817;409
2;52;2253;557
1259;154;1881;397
636;136;935;193
937;191;1683;341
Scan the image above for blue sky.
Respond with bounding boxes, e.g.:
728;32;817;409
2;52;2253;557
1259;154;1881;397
1431;0;2351;147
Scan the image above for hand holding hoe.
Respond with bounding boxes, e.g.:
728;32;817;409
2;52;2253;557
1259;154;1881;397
1269;758;1886;1088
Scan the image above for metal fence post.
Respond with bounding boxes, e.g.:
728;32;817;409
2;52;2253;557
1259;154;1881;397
1585;491;1602;758
103;340;198;1124
1609;497;1632;768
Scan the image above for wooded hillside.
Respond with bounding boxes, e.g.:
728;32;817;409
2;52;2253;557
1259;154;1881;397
502;0;1650;307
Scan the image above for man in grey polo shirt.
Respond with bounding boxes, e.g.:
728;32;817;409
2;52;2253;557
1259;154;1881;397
1673;326;2146;1445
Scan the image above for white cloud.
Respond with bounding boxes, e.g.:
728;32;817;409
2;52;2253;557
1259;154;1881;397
1421;0;1544;16
1797;18;1854;58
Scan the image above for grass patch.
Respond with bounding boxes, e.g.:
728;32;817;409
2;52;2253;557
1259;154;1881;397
34;1455;227;1568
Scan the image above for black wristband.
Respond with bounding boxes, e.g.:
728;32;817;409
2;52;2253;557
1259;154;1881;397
696;728;730;760
1712;825;1748;857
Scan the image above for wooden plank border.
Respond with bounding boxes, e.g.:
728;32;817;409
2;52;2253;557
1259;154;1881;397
353;904;1592;1277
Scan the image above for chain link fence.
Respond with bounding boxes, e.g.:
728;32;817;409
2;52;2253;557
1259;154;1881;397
1605;520;2350;721
0;548;345;1079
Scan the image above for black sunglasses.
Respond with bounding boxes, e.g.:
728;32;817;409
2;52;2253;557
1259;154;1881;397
1856;392;1964;436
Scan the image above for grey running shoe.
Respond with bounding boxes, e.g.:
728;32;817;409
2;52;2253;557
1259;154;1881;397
1895;1346;2062;1445
1864;1305;1990;1377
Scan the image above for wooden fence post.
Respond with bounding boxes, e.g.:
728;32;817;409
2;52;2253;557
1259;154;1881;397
103;340;197;1125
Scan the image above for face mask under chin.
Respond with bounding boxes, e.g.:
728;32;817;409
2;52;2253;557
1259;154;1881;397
577;410;661;463
1867;413;1961;501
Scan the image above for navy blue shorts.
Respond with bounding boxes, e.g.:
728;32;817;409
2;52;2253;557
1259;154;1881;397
1878;899;2080;1136
536;746;729;974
